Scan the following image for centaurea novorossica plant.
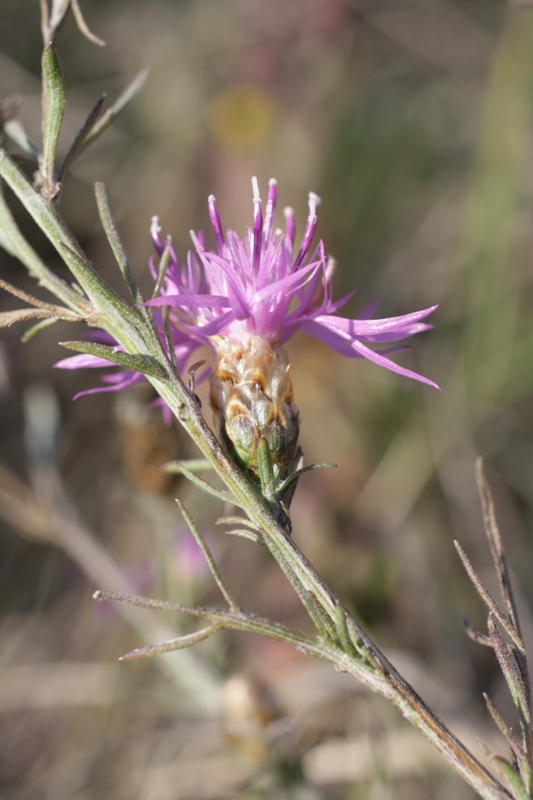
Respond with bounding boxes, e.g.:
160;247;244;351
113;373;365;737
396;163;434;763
0;5;531;799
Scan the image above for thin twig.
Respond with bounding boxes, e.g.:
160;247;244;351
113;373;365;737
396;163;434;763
454;541;524;653
174;461;244;509
120;623;223;661
175;498;240;612
475;459;523;644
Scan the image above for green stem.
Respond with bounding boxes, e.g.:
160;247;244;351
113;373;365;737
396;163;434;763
0;143;512;800
0;185;87;312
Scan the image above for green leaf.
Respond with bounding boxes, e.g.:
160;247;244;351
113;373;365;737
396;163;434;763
152;239;172;298
277;462;337;496
58;95;106;180
176;498;239;611
119;623;223;661
0;150;146;352
40;44;66;201
174;461;243;508
21;317;60;343
257;437;276;504
0;181;86;311
164;459;213;474
492;756;530;800
59;340;167;379
94;182;141;304
81;69;148;153
335;602;357;656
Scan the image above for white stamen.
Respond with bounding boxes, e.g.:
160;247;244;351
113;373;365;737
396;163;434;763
251;176;261;203
308;192;321;214
150;216;161;237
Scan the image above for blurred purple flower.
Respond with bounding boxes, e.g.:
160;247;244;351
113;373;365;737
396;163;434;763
172;532;210;583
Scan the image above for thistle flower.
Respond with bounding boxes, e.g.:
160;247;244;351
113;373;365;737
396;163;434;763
146;177;438;507
56;177;437;512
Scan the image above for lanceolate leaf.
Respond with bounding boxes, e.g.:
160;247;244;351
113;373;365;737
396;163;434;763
40;44;66;201
59;340;167;379
81;69;149;152
94;182;141;304
0;308;69;327
277;462;337;496
58;94;106;180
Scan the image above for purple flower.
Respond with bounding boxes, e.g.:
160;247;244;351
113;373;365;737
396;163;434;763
56;177;437;429
147;177;438;389
54;323;201;421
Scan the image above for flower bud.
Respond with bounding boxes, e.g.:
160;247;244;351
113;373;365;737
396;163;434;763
210;336;299;487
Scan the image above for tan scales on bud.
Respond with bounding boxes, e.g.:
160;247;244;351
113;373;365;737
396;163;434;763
210;336;299;483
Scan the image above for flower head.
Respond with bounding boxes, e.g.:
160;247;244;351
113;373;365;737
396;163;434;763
145;178;437;497
56;178;437;509
148;177;438;388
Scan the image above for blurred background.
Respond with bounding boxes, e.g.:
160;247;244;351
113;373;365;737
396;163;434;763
1;0;533;798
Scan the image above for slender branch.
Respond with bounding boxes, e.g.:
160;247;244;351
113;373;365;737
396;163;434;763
455;540;524;653
476;459;523;641
175;498;240;612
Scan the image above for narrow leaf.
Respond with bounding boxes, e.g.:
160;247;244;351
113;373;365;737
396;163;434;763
58;242;141;328
164;459;213;475
93;589;209;618
0;151;136;325
59;340;167;379
70;0;106;46
21;317;60;343
483;692;525;758
476;459;523;643
0;137;143;348
162;307;177;374
58;94;106;179
335;602;357;656
488;615;530;728
215;515;260;531
224;528;265;546
94;182;141;303
176;498;240;611
93;591;320;655
462;615;492;647
301;587;336;641
40;44;65;201
152;240;172;298
492;756;530;800
82;69;149;152
119;623;223;661
455;540;524;652
277;462;337;496
345;614;377;669
257;437;276;504
0;308;61;327
0;277;59;308
0;179;87;312
174;461;243;508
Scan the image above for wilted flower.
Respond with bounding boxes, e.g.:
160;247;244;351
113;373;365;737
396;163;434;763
56;178;437;508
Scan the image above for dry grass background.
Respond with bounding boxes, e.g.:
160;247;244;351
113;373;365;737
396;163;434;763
2;1;533;798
